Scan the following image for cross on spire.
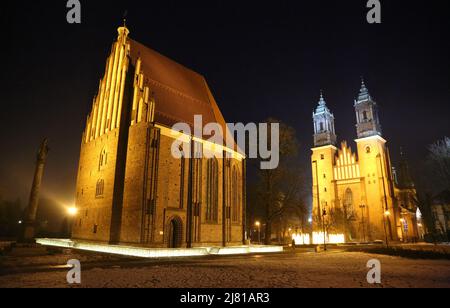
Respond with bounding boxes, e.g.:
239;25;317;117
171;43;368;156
357;78;372;103
319;90;326;106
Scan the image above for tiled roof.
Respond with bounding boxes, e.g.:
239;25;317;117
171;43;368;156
128;39;226;131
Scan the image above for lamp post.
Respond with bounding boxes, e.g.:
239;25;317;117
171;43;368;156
377;153;392;247
312;160;323;248
67;206;78;236
359;204;366;243
383;210;390;248
255;221;261;244
322;206;327;251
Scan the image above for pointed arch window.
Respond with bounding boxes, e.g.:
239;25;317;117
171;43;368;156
206;158;219;222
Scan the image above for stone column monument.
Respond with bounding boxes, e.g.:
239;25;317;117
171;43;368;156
22;138;49;242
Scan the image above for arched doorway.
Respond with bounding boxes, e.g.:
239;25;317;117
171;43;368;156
344;188;357;241
167;216;183;248
344;188;355;219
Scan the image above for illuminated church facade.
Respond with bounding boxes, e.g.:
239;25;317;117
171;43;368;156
311;82;420;243
72;25;246;248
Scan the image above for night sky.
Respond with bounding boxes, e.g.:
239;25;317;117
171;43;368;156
1;0;449;217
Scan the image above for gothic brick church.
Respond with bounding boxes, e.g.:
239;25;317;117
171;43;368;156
72;25;246;248
311;82;420;243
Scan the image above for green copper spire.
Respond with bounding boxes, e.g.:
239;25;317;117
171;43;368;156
357;77;372;103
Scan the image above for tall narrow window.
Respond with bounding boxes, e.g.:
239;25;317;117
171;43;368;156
206;158;218;222
179;150;185;209
99;148;108;170
231;166;239;223
96;179;105;198
193;158;202;214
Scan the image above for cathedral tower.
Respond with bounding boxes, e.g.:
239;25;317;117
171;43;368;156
354;80;382;138
354;80;397;241
313;92;337;147
311;92;337;233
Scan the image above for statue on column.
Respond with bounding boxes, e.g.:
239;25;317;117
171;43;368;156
21;138;49;242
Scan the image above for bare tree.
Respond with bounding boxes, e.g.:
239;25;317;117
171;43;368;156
413;137;450;242
413;192;439;244
428;137;450;192
249;119;307;244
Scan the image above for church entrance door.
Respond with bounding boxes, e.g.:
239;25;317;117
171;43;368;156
168;217;182;248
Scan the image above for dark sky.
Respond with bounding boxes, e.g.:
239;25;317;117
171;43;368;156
1;0;449;212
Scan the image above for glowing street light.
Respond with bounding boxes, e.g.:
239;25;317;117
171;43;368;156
255;221;261;244
67;207;78;217
384;211;391;217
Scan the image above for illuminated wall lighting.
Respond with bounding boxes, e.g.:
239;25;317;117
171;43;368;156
292;232;345;245
36;239;283;258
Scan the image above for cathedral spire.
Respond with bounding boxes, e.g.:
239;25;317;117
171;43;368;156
357;77;372;103
354;79;382;138
397;149;415;189
319;90;326;106
313;91;337;147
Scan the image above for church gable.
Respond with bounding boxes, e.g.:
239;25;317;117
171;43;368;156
333;142;361;181
82;25;236;151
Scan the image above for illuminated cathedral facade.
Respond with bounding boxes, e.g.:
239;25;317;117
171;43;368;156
311;82;420;243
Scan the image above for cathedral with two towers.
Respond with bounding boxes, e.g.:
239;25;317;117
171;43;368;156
311;82;421;243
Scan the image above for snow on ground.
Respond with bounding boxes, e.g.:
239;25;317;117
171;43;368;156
0;251;449;288
0;250;134;268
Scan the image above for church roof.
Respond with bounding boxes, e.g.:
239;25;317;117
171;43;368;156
128;39;229;136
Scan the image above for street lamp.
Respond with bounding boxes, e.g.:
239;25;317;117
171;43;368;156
377;153;392;248
255;221;261;244
322;207;327;251
66;206;78;238
67;207;78;217
383;210;390;248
